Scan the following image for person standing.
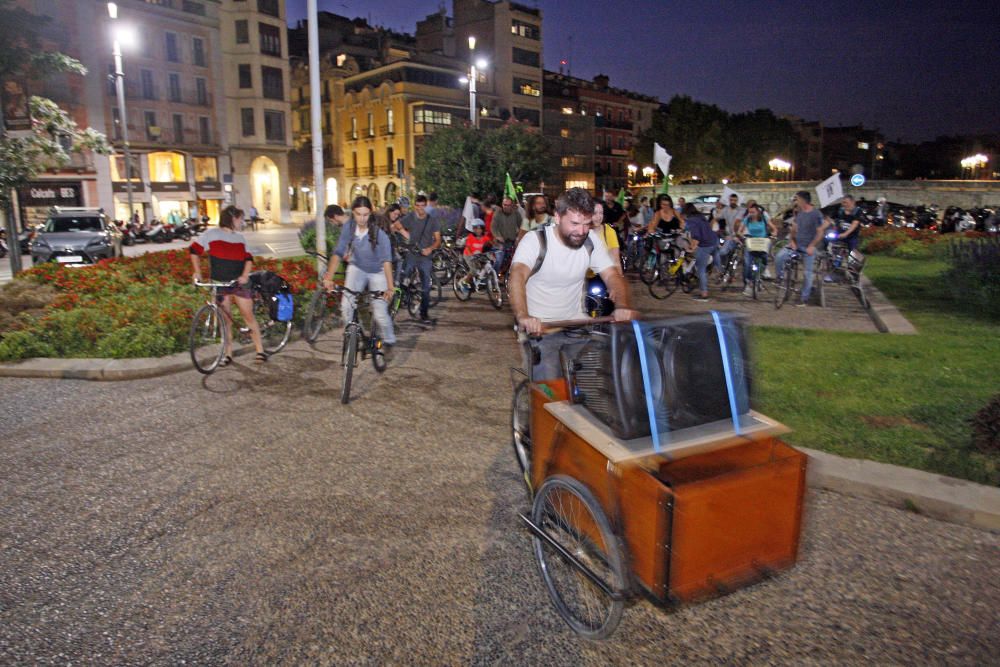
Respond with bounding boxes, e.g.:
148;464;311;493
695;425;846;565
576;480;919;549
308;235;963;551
322;196;396;345
775;190;829;307
490;196;521;272
682;202;720;302
392;194;441;325
639;196;653;226
189;205;266;364
602;190;627;231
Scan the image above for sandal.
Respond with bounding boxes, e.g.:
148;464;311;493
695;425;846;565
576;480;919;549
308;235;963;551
254;352;269;363
219;355;233;367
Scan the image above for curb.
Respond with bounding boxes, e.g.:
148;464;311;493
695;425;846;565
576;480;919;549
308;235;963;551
801;447;1000;533
0;347;256;381
861;275;918;335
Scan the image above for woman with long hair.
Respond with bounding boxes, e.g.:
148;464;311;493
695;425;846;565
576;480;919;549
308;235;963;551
321;196;396;347
189;205;266;364
646;193;683;235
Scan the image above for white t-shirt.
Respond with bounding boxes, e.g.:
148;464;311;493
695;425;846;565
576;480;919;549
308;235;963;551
512;225;614;321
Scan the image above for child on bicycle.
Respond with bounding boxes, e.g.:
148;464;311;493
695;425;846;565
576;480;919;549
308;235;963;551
189;205;266;365
457;218;492;290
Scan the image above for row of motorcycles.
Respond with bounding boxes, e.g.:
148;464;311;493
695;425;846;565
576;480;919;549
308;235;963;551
113;216;210;245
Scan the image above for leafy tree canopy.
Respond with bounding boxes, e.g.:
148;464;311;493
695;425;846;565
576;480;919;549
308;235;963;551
410;121;551;207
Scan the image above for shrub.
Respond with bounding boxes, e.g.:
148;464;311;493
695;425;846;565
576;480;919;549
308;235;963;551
946;237;1000;319
0;280;57;332
891;240;935;260
36;308;118;357
96;324;178;358
970;394;1000;455
297;220;341;255
0;330;57;361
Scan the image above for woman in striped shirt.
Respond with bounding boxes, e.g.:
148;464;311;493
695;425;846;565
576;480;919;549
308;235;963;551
190;205;266;365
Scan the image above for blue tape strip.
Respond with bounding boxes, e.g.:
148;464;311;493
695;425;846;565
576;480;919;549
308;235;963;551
711;310;742;434
632;320;661;453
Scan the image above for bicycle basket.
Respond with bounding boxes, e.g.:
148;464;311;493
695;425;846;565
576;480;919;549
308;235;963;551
847;249;866;274
745;237;771;253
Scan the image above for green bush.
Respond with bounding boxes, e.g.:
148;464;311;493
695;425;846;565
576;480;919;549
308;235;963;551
96;324;178;359
0;330;57;361
946;238;1000;319
891;240;935;260
37;308;118;357
298;220;342;255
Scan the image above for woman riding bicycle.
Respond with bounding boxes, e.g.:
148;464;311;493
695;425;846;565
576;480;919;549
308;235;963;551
738;204;777;296
189;205;266;365
646;193;684;236
321;196;397;348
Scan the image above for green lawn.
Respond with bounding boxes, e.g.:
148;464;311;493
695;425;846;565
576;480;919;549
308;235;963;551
752;256;999;486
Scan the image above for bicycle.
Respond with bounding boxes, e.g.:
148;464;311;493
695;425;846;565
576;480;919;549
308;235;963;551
302;250;343;344
648;239;697;300
773;248;801;309
189;280;291;373
453;250;504;309
334;285;388;404
431;233;463;283
743;236;772;300
718;237;744;291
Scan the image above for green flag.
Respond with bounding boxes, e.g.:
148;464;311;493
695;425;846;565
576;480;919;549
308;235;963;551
504;172;518;202
616;188;626;207
659;177;670;194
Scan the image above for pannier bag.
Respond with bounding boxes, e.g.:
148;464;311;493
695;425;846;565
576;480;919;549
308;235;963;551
249;270;294;321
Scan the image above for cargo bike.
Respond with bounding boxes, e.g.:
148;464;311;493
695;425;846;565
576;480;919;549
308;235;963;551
511;314;808;639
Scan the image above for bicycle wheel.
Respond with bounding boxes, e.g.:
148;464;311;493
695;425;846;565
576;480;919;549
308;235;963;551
429;271;443;306
512;379;532;490
487;269;503;309
407;283;422;319
189;304;227;374
531;475;626;640
720;249;741;290
340;328;358;404
453;264;472;301
648;258;679;299
371;334;387;373
638;251;659;285
255;299;292;354
304;287;338;343
752;261;762;300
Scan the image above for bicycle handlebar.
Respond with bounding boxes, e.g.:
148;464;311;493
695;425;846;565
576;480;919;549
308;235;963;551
194;279;238;289
333;285;386;298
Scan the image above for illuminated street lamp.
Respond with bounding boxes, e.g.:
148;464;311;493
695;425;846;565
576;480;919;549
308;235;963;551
627;163;637;185
769;157;792;181
466;36;489;129
960;153;988;179
108;2;137;221
642;166;654;185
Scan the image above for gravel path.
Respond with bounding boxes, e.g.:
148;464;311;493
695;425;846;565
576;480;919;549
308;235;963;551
2;285;989;665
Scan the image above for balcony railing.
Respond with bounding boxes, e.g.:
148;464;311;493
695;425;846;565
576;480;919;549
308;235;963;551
345;131;358;141
379;125;395;136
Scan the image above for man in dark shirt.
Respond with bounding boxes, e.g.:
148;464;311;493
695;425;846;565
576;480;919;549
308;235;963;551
391;194;441;324
602;190;627;231
491;196;521;273
829;194;864;251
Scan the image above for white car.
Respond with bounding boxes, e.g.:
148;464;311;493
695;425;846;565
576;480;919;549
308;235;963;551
690;195;720;215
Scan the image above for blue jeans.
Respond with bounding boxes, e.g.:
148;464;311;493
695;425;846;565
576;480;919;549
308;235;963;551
776;247;816;303
403;252;433;318
719;238;739;262
695;245;716;294
744;251;767;284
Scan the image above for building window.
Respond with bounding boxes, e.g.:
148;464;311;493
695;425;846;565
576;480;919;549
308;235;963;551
238;64;252;89
510;19;540;40
196;78;208;105
193;156;218;182
560;127;570;138
259;23;281;56
513;107;540;126
560;156;576;167
241;108;254;137
386;108;394;133
386;146;394;171
367;112;374;136
183;1;206;16
192;37;206;66
261;66;283;100
172;113;184;144
511;47;540;68
139;69;155;99
561;106;573;115
367;148;375;173
167;73;181;102
235;20;249;44
148;151;186;182
165;32;179;63
350;117;357;139
264;109;285;143
257;0;279;17
323;111;330;132
513;78;541;97
413;108;453;125
199;116;211;144
140;29;154;58
144;110;158;141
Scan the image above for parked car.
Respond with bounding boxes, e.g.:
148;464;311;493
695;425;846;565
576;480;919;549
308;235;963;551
690;194;721;215
30;207;123;264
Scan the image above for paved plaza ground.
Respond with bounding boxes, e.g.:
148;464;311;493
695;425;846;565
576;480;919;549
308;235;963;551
1;289;996;664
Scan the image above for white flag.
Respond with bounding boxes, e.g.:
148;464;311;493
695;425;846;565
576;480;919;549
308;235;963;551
816;173;844;208
720;185;745;205
653;143;672;178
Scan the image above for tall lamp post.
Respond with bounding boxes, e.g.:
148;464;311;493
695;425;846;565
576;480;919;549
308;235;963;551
960;154;988;180
465;37;488;129
108;2;135;222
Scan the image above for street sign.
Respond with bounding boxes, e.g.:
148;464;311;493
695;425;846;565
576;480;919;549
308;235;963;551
850;174;866;187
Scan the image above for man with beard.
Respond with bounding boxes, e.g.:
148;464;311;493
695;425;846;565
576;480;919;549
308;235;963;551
491;195;521;273
509;187;639;381
517;194;554;240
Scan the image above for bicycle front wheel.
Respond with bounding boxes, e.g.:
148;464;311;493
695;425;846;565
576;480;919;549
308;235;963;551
340;328;358;404
255;299;292;354
638;252;659;284
487;270;503;309
189;304;228;374
648;259;678;299
304;287;338;343
532;475;626;639
453;264;472;301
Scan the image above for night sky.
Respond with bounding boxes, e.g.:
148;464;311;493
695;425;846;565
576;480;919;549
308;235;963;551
286;0;1000;142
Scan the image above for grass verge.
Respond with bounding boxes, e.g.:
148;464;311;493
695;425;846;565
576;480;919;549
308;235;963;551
753;256;999;486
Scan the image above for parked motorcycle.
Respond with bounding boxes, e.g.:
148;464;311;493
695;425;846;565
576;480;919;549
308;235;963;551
146;220;173;243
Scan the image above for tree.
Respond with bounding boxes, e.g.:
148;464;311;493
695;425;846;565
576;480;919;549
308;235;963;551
1;0;110;272
410;121;551;206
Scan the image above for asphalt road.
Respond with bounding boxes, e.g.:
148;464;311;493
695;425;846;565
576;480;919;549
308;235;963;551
1;292;997;664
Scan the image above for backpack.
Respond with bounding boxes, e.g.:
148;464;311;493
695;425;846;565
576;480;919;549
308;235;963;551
528;226;594;278
249;270;294;321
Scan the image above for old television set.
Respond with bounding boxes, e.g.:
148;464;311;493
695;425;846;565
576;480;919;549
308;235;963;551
563;313;752;441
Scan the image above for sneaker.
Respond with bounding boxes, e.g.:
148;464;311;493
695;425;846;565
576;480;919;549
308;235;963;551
419;317;436;326
692;294;710;302
795;301;807;308
742;286;752;297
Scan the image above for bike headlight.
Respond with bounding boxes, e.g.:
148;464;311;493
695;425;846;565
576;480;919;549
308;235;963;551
590;286;603;294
